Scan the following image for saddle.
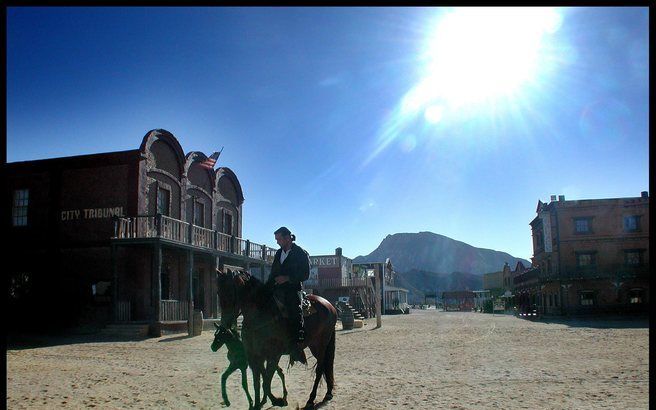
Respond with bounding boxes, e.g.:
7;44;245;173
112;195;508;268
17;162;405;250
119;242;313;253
273;291;316;318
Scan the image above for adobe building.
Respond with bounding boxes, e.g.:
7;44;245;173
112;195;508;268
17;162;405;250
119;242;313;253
6;129;275;334
523;192;650;316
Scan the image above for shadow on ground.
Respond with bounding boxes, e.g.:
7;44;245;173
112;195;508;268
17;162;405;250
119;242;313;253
535;315;649;329
6;329;149;350
157;334;195;343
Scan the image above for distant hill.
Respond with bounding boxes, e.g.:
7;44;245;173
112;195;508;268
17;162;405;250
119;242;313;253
353;231;530;276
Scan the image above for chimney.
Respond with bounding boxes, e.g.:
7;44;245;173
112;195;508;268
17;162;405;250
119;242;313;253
558;195;565;202
550;195;557;202
641;191;648;198
335;247;342;256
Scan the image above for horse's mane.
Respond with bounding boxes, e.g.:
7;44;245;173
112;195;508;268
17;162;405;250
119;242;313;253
238;273;276;314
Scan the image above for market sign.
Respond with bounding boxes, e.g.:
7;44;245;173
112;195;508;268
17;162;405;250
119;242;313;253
310;256;339;267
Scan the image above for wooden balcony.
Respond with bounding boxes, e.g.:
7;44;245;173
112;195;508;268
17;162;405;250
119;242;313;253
112;214;274;264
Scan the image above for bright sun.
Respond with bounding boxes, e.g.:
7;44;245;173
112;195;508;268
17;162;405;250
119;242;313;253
403;7;562;117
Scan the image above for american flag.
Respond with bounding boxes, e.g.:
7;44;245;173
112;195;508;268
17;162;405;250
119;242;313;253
199;148;222;170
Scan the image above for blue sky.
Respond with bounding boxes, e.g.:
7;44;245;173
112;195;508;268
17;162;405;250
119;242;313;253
7;7;649;262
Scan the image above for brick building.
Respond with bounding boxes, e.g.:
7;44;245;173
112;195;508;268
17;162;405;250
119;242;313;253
522;192;650;316
6;129;274;334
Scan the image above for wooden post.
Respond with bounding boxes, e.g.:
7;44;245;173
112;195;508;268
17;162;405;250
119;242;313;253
154;243;162;323
111;244;118;322
187;250;194;336
210;256;218;319
374;271;382;328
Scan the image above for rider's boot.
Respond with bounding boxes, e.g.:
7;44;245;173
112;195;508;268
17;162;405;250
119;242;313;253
289;317;307;365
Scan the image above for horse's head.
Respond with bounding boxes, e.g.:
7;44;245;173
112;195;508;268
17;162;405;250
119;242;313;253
211;322;233;352
217;268;241;329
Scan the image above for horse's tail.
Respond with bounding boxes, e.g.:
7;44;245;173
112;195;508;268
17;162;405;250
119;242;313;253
323;328;336;388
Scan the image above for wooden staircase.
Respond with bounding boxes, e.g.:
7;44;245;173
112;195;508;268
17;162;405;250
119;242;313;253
337;301;365;320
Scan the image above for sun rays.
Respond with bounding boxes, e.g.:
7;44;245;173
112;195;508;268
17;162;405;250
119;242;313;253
365;7;564;167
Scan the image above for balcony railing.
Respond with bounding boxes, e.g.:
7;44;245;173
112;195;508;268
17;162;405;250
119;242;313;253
305;277;372;289
558;263;649;280
160;300;189;321
112;214;275;263
216;231;232;253
513;269;540;285
161;215;189;242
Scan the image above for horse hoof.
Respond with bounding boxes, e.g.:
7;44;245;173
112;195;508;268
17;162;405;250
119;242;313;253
323;393;333;402
221;400;230;407
303;402;315;410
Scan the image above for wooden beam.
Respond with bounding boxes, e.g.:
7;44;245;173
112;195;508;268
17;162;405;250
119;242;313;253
187;250;194;336
154;243;162;323
111;244;118;322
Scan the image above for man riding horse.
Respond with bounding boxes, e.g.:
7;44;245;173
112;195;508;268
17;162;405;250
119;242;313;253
266;226;309;365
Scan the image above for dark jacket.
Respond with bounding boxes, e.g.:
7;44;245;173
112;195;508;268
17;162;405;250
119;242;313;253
266;243;310;291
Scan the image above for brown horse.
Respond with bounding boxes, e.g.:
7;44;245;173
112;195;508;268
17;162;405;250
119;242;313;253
217;269;337;410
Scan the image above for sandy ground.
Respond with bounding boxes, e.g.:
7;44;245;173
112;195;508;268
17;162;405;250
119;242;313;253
6;310;649;409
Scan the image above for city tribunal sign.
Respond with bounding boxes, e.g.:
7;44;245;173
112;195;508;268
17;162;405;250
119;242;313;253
61;207;125;221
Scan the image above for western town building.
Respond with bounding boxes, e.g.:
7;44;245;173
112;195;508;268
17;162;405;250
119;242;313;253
307;248;377;318
352;260;409;314
516;193;649;316
482;261;528;310
6;129;276;335
441;290;476;311
305;248;409;316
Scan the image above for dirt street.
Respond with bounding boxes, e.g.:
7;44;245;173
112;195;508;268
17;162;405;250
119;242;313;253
6;310;649;409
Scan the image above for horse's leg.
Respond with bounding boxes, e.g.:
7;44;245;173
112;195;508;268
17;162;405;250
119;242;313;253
263;357;286;407
221;362;239;406
304;345;325;410
250;362;263;410
322;331;336;402
275;365;288;403
239;364;254;409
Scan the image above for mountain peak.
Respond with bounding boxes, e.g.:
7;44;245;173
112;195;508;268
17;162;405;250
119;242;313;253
353;231;530;275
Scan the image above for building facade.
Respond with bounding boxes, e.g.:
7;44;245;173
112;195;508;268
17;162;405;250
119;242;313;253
354;260;409;314
307;248;377;317
6;129;275;334
441;291;476;311
523;192;650;316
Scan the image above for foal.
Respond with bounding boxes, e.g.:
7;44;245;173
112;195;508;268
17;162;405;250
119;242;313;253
211;323;287;408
